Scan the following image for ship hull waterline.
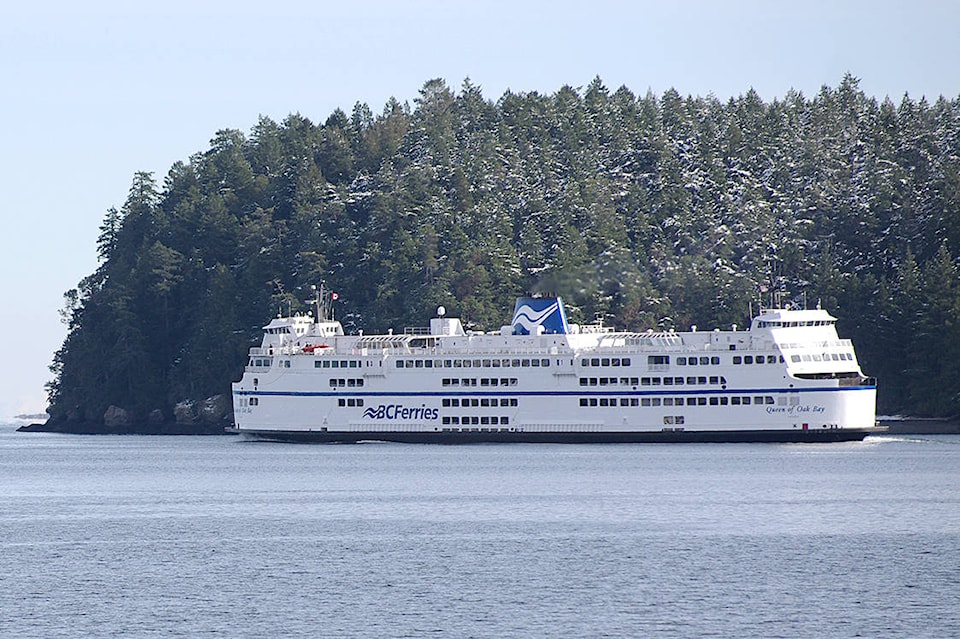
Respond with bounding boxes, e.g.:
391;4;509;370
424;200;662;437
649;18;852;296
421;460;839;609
230;427;883;444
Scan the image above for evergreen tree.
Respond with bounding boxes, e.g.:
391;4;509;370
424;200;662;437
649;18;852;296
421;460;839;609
43;77;960;429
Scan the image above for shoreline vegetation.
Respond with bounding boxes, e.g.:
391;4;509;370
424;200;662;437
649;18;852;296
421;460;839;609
34;75;960;435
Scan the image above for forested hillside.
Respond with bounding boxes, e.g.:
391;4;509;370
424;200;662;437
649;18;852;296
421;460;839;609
44;75;960;430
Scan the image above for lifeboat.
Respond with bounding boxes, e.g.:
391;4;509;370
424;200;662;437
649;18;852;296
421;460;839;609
301;343;330;353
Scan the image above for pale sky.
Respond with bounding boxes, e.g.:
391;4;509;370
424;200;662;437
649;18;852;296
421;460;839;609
1;0;958;418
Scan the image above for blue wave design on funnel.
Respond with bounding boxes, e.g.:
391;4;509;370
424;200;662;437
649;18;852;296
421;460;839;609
511;297;570;335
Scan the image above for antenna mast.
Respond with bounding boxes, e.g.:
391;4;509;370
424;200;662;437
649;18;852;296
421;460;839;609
310;283;336;322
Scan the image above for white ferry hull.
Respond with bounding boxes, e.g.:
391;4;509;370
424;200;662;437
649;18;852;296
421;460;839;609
232;297;879;444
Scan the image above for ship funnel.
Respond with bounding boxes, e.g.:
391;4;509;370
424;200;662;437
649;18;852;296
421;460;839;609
511;297;570;335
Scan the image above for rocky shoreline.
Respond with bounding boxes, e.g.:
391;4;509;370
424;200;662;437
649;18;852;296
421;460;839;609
17;394;234;435
17;420;231;435
878;417;960;435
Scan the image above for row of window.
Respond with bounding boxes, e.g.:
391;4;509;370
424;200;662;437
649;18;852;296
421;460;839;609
757;320;833;328
585;397;641;406
250;358;294;368
579;395;776;407
581;357;632;367
315;360;362;368
582;352;851;368
265;325;302;334
264;352;853;372
733;355;782;365
397;358;551;369
442;416;510;426
398;354;734;370
328;378;365;387
580;377;641;386
579;375;728;387
442;398;519;407
249;394;778;409
251;359;293;369
789;353;854;363
675;356;720;366
442;378;519;387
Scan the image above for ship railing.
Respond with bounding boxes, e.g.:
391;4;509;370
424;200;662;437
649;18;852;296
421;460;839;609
600;332;683;348
367;345;572;357
579;343;782;356
354;335;416;350
249;344;336;357
576;325;616;334
249;347;300;356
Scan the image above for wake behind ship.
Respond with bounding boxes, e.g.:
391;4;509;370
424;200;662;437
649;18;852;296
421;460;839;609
231;294;879;443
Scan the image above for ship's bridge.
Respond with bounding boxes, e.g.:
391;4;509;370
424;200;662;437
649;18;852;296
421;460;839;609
262;315;314;335
750;308;837;330
259;314;344;351
260;315;312;347
751;308;866;380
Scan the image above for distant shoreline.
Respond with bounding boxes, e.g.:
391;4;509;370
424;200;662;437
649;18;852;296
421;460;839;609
15;419;232;436
878;417;960;435
14;413;49;421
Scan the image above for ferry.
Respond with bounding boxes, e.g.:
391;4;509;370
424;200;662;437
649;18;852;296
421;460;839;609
230;293;879;443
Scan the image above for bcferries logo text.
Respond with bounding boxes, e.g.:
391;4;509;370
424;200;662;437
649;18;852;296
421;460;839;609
363;404;439;420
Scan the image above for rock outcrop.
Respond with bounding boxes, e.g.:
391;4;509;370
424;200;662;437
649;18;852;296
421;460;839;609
19;396;235;435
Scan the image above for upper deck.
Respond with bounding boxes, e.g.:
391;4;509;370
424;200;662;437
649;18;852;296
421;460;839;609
244;299;865;383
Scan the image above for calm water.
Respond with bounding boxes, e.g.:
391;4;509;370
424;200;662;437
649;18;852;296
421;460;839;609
2;422;959;638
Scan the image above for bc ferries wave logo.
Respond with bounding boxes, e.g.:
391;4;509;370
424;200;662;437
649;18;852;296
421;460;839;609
511;297;570;335
363;404;439;420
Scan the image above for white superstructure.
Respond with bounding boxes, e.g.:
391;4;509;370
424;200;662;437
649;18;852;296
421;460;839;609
231;295;879;443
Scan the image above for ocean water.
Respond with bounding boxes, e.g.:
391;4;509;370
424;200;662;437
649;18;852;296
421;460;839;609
1;422;959;638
